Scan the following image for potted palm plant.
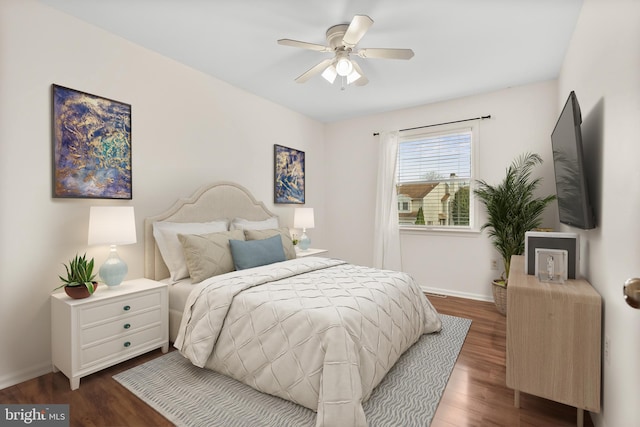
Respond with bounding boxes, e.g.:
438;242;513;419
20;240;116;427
54;253;98;299
474;152;556;315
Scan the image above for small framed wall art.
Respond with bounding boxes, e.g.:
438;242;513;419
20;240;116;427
52;84;132;199
274;144;305;204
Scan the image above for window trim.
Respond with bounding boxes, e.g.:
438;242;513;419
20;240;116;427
396;120;480;233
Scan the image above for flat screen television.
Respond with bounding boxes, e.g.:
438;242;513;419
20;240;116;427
551;91;596;229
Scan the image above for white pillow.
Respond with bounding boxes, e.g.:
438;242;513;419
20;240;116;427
230;217;279;231
153;220;228;282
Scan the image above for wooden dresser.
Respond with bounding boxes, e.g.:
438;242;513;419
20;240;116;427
506;255;601;427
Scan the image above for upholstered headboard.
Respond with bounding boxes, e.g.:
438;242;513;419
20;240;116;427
144;181;276;280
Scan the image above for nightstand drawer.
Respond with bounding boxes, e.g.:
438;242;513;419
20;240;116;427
80;291;161;325
81;324;163;367
81;308;162;345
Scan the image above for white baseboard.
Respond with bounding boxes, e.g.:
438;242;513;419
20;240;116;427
0;361;52;391
420;285;493;303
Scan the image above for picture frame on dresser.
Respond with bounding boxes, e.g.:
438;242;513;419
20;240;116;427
524;231;579;279
534;248;568;283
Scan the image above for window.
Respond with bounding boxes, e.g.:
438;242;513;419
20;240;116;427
396;122;477;230
397;197;411;213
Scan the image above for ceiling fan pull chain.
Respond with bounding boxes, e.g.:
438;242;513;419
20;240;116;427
341;76;346;91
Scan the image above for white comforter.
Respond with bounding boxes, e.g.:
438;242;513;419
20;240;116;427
175;257;441;427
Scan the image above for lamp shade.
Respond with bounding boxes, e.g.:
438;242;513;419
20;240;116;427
335;52;353;77
88;206;136;287
321;65;338;84
294;208;315;230
346;68;362;84
88;206;137;246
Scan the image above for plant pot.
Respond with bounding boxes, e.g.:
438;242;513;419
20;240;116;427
64;282;98;299
492;280;507;316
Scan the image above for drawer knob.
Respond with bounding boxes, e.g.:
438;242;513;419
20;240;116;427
124;323;131;329
124;341;131;348
123;305;131;311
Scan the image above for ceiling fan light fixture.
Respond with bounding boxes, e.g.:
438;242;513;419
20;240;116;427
321;65;338;83
346;69;361;84
279;15;413;86
335;56;353;77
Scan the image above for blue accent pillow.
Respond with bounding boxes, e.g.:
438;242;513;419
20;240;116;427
229;234;287;270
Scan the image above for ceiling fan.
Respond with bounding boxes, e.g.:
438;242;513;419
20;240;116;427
278;15;414;86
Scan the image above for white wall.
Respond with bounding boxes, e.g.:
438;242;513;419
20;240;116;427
325;80;559;300
4;8;635;426
0;0;326;388
558;0;640;426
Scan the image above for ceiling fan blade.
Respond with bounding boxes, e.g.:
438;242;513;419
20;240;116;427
342;15;374;47
350;59;369;86
294;58;334;83
278;39;332;52
357;48;415;60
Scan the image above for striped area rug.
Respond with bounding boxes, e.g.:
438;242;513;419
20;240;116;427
114;314;470;427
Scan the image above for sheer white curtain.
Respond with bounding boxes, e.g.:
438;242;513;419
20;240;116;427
373;131;402;271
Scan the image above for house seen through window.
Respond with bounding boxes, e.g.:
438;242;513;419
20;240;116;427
396;123;476;229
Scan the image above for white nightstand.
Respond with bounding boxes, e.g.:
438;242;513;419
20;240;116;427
295;248;328;258
51;278;169;390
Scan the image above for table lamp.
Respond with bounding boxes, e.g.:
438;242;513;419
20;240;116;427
88;206;137;287
293;208;314;251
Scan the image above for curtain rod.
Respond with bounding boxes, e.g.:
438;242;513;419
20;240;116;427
372;115;491;136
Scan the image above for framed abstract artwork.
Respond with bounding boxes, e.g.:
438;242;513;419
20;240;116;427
274;144;305;204
52;84;132;199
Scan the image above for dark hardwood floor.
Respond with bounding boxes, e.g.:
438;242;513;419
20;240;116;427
429;294;593;427
0;295;593;427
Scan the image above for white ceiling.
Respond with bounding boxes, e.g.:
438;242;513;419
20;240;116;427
38;0;583;123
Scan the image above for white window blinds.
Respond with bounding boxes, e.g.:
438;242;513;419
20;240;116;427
396;125;475;228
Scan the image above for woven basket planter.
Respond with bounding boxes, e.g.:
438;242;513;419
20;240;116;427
492;280;507;316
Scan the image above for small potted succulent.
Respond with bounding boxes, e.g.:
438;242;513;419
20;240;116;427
54;253;98;299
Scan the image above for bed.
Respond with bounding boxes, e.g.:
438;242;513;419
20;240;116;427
144;181;287;340
144;181;442;427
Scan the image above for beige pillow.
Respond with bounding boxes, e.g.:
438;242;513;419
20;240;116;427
153;220;229;282
178;229;245;283
244;228;296;260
